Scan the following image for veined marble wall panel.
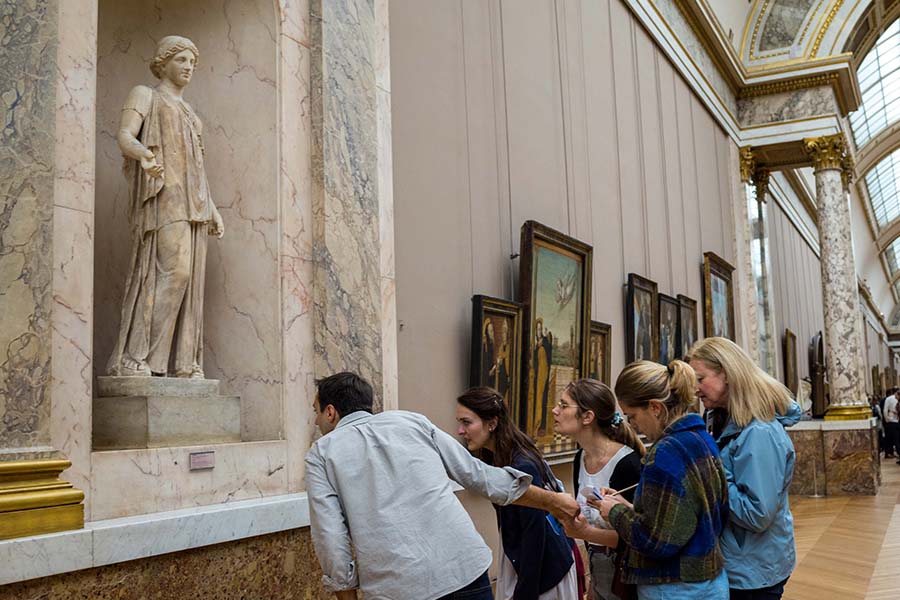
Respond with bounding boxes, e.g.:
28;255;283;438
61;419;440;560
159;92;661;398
90;440;287;520
768;196;825;383
52;0;98;515
0;0;58;454
738;85;839;128
94;0;281;441
310;0;384;409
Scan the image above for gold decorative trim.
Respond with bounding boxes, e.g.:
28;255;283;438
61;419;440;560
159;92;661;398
811;0;845;57
0;459;84;541
803;133;847;172
739;72;839;99
756;168;771;199
740;146;756;182
824;404;875;421
841;152;855;189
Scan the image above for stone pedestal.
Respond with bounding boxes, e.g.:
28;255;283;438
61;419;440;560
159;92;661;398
787;419;879;496
93;378;241;450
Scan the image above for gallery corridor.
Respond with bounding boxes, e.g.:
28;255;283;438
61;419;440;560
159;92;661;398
786;463;900;599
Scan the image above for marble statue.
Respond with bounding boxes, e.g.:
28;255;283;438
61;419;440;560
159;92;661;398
107;36;224;379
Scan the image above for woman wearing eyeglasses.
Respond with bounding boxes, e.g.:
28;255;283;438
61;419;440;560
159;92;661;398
456;387;578;600
596;360;729;600
552;379;644;600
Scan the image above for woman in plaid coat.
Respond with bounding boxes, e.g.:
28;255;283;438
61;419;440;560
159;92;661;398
595;360;729;600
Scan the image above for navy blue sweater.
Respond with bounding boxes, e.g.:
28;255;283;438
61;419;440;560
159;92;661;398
495;454;574;600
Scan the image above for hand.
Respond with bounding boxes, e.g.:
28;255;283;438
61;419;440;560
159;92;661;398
209;209;225;238
548;492;581;528
140;153;164;178
562;513;591;540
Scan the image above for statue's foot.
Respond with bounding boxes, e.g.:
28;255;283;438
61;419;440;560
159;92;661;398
119;358;151;377
175;366;205;379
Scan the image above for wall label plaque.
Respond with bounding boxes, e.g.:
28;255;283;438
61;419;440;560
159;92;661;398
189;451;215;471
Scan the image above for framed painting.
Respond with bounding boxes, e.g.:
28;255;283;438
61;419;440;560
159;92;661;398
783;328;798;396
702;252;736;340
625;274;659;364
658;294;680;366
518;220;592;458
589;321;612;385
470;295;522;410
872;365;881;398
677;294;698;359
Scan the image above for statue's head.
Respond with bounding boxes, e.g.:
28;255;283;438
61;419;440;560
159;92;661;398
150;35;200;81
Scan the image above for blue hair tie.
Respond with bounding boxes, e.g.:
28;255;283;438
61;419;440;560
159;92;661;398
611;412;623;427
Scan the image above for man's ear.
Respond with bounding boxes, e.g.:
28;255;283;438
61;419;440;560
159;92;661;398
324;404;339;422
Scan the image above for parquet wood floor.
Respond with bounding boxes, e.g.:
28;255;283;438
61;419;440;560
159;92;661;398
784;462;900;600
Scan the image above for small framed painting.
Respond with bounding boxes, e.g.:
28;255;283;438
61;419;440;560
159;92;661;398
783;328;798;395
625;273;659;364
658;294;680;366
470;295;522;410
589;321;612;385
677;294;698;358
702;252;735;340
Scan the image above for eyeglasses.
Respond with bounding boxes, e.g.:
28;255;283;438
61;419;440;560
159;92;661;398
556;400;579;410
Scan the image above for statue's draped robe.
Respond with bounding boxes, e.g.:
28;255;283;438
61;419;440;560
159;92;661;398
108;86;213;376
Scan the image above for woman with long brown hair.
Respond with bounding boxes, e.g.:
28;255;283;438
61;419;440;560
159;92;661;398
552;379;644;600
457;387;578;600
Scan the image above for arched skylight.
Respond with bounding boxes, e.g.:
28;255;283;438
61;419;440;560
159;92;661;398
865;147;900;229
850;18;900;147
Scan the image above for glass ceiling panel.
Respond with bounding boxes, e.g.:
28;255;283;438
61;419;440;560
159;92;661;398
851;19;900;147
884;234;900;274
867;147;900;229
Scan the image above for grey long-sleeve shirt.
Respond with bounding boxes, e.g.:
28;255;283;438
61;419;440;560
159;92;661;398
305;410;532;600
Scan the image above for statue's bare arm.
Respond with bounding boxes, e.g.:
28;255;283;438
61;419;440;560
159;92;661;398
117;86;163;178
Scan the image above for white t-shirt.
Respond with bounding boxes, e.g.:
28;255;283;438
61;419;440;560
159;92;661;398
885;395;899;423
576;445;634;529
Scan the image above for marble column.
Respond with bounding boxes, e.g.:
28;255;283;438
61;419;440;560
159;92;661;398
0;0;84;538
309;0;395;411
735;147;762;365
804;134;870;420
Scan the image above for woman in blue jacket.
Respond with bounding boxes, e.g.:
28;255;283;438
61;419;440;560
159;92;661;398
457;387;577;600
689;337;800;600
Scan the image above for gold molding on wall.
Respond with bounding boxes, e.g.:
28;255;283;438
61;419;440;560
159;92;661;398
0;459;84;541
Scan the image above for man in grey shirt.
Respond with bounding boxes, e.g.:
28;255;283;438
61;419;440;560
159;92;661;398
306;372;579;600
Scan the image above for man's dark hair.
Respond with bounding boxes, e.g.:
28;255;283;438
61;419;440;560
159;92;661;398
315;372;374;417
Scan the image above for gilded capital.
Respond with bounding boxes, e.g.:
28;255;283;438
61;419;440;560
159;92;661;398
841;153;855;190
739;146;756;182
755;168;771;200
803;134;846;172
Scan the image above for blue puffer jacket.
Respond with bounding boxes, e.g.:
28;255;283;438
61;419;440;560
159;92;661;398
716;401;800;590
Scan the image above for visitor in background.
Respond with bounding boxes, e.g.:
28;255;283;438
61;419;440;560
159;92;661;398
884;388;900;461
597;360;729;600
870;395;885;456
689;337;799;600
456;387;578;600
306;373;580;600
552;379;644;600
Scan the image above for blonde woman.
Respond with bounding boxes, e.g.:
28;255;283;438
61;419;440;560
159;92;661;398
688;337;800;600
596;361;729;600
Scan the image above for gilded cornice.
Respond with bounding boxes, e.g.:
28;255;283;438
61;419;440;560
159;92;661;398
738;72;840;99
803;133;847;171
